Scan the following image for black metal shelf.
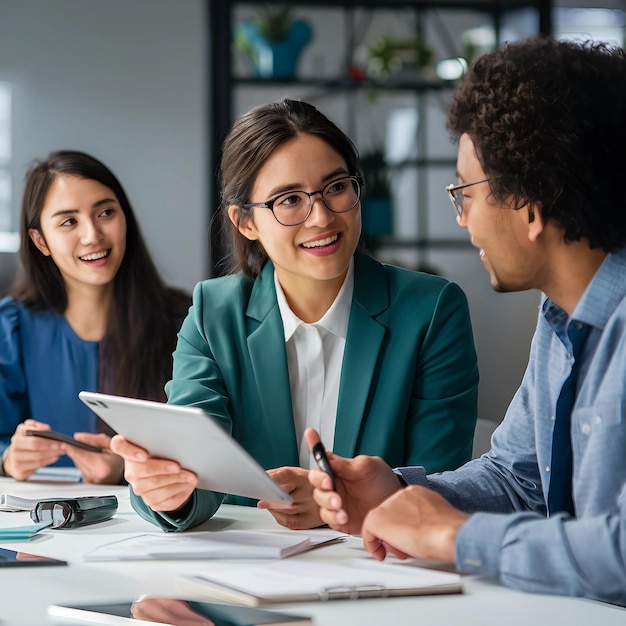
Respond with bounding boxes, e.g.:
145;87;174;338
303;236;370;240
234;75;458;91
366;237;473;249
208;0;553;276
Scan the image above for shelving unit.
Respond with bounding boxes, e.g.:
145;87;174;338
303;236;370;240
207;0;552;276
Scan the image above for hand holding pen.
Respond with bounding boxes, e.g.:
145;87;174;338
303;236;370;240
305;428;336;492
305;428;405;535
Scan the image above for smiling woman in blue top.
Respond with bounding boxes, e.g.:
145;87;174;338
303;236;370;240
111;98;479;531
0;151;190;484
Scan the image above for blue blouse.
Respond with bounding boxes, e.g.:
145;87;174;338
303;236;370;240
0;296;99;467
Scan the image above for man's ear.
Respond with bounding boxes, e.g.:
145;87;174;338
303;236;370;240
228;205;258;241
29;229;51;256
527;202;544;243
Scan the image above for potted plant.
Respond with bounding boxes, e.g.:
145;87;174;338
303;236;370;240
366;35;434;81
235;5;313;79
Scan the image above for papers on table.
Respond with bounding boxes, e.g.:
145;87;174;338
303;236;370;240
84;528;346;561
0;494;44;512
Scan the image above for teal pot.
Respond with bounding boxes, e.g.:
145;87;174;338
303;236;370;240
237;20;312;78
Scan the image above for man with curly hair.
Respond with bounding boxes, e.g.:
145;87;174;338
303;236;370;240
308;36;626;605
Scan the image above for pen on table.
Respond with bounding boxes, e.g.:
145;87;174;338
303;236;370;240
311;440;337;492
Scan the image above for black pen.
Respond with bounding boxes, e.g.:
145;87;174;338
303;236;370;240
311;441;337;492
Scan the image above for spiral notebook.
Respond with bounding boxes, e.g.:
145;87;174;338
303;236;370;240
179;558;463;606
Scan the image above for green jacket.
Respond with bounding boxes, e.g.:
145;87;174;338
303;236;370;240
131;250;478;530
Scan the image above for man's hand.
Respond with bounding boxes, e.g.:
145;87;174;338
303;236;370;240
305;428;401;535
257;466;322;529
110;434;198;512
361;485;469;562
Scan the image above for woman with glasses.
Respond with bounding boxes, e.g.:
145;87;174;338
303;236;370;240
112;98;479;531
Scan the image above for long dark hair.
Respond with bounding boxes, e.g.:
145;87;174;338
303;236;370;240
11;150;190;401
219;98;361;277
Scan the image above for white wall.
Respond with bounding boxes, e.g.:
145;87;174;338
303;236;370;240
0;0;208;292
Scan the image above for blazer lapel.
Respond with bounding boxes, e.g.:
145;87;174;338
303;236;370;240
333;252;389;457
246;262;299;466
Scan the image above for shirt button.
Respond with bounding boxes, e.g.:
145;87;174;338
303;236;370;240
546;466;551;472
550;415;556;421
581;423;591;435
594;415;602;425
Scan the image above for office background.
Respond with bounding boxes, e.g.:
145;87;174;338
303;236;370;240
0;0;623;431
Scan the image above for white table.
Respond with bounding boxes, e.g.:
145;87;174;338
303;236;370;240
0;476;624;625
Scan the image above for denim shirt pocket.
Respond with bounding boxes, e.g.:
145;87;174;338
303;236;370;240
571;401;626;470
571;401;626;512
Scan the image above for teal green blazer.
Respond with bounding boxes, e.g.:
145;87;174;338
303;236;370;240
131;250;478;530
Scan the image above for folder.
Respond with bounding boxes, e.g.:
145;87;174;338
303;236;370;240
179;558;463;606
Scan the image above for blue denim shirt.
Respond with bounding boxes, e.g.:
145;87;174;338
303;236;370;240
399;246;626;606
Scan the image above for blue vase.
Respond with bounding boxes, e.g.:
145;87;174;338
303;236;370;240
237;20;312;79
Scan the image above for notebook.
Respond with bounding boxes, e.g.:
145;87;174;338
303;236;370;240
179;558;463;606
78;392;291;504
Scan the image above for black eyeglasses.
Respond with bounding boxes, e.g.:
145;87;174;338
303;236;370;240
29;496;118;529
445;178;493;219
241;175;362;226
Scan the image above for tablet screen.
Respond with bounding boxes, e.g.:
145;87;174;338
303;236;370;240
0;547;67;567
48;597;310;624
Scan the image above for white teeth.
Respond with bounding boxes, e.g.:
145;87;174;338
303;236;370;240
80;250;109;261
302;234;338;249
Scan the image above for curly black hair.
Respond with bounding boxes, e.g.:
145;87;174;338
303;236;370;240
448;36;626;251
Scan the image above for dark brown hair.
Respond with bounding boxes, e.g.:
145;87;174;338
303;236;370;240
448;37;626;251
219;98;361;277
11;150;190;401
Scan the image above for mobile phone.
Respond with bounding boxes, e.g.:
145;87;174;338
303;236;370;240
311;441;337;492
25;429;102;453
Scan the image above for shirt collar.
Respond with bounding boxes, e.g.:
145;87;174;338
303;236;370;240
275;258;354;342
543;246;626;334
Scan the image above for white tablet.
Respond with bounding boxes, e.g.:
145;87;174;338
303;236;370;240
78;392;292;504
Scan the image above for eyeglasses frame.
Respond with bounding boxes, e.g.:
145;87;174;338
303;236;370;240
241;175;363;227
445;177;493;219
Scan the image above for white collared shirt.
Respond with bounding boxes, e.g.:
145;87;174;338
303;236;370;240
274;260;354;469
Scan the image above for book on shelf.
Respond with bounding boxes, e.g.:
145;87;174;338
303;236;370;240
178;558;463;606
48;597;311;625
